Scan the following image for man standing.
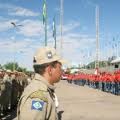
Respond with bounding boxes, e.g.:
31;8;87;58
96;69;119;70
17;47;65;120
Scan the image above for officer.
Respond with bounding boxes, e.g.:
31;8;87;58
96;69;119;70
17;46;65;120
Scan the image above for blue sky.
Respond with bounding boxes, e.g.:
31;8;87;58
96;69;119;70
0;0;120;70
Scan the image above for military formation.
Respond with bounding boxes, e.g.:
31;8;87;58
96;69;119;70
0;69;31;117
63;70;120;95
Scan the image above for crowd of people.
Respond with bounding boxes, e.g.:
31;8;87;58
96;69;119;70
63;69;120;95
0;69;32;117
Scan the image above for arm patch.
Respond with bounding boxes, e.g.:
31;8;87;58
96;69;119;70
29;90;48;103
31;100;44;111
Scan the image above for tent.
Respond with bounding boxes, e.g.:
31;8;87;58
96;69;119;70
111;57;120;64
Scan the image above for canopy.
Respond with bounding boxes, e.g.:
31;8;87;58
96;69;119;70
111;57;120;64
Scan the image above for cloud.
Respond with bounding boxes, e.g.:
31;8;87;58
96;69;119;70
9;6;39;17
62;22;81;33
0;37;30;52
0;3;39;17
18;19;44;37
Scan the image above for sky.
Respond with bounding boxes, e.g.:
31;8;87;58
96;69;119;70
0;0;120;70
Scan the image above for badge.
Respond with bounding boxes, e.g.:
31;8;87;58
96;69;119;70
46;51;53;59
31;100;44;111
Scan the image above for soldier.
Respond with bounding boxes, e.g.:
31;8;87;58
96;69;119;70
17;46;65;120
2;70;12;113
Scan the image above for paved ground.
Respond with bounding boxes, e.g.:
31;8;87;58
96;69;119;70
56;80;120;120
2;80;120;120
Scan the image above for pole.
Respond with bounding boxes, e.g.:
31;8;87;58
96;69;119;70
13;39;16;71
54;31;56;49
11;36;16;71
53;16;57;49
60;0;63;56
11;30;16;71
11;22;22;71
44;0;47;46
95;5;99;69
45;13;47;46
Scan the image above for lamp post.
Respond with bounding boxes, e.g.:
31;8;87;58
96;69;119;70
11;22;22;71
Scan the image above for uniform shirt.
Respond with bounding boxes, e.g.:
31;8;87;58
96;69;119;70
17;73;58;120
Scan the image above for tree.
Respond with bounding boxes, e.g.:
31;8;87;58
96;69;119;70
17;67;27;72
3;62;18;71
3;62;28;73
0;64;2;69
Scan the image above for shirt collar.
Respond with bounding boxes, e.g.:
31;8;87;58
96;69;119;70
34;73;56;91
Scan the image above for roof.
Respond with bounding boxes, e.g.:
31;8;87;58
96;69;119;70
111;57;120;64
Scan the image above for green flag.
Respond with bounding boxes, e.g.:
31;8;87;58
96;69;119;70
43;0;46;24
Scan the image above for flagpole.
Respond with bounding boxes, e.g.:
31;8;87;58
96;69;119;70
54;27;56;49
60;0;63;56
45;0;47;46
54;16;56;49
53;16;56;49
54;35;56;49
43;0;47;46
45;14;47;47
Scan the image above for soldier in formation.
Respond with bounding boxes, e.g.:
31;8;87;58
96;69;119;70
65;69;120;95
0;69;30;117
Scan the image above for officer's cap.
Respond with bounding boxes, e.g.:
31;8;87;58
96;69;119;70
33;47;66;65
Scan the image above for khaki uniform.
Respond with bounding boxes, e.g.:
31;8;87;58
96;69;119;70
17;73;58;120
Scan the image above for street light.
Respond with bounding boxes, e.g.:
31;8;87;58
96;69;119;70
11;22;22;71
11;22;23;27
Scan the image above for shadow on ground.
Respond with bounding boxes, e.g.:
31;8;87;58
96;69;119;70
58;110;64;120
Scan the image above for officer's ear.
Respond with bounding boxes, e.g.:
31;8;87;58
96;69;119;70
46;65;52;76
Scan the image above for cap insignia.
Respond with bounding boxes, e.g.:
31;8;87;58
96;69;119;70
47;51;53;59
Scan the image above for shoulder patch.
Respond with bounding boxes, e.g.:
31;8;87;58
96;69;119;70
31;100;44;111
29;90;48;102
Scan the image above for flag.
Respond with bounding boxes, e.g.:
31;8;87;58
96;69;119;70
52;16;56;39
43;0;46;24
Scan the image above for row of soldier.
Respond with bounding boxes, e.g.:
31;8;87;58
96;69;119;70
63;70;120;95
0;70;32;117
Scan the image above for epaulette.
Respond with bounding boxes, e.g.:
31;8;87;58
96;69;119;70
29;90;48;102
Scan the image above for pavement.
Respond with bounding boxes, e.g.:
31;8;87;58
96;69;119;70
56;80;120;120
2;80;120;120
